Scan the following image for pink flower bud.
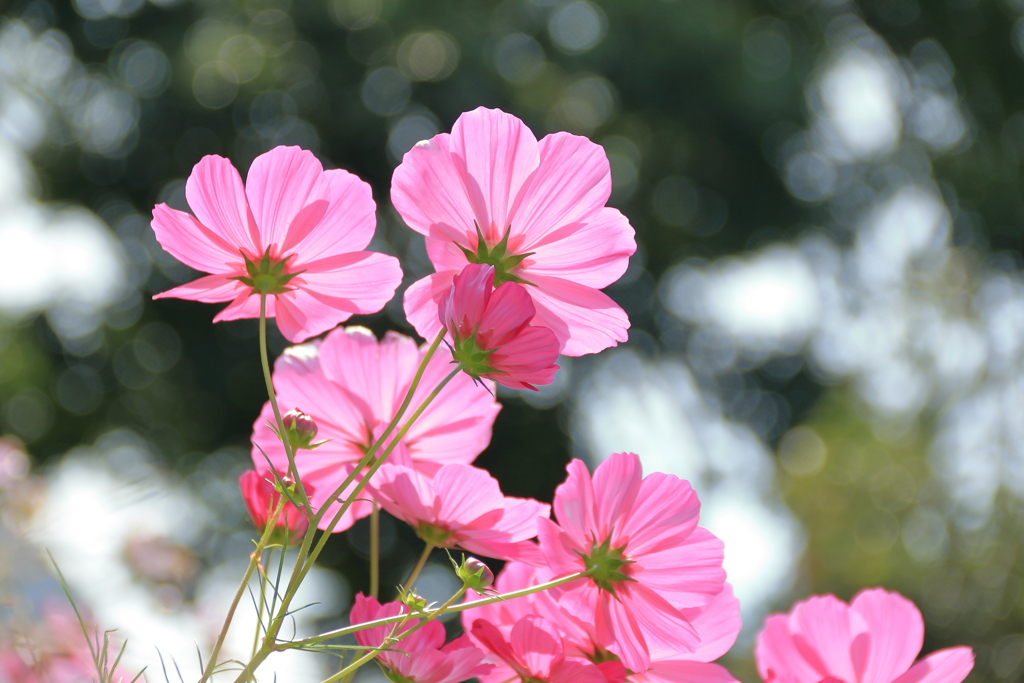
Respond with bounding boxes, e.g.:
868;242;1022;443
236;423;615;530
238;468;314;545
460;557;494;589
282;409;318;449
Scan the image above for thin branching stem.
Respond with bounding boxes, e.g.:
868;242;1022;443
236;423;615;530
403;543;434;592
370;503;380;599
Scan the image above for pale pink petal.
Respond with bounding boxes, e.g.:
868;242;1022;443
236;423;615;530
318;327;419;428
551;459;597;550
494;497;550;539
523;207;635;289
509;131;612;247
373;464;438;525
425;235;471;273
392;132;477;238
273;288;355;343
212;289;265;322
245;146;331;249
150;204;241;274
403;272;455;341
350;594;403;648
617;472;701;555
527;274;629;356
433;464;504;526
639;660;740;683
601;592;653;673
154;274;245;303
790;595;856;683
549;659;610;683
590;452;643;540
449;107;540;242
633;527;726;609
472;619;528;679
755;613;822;683
302;462;374;532
624;583;702;661
185;155;260;254
403;650;453;683
283;169;377;259
850;588;924;683
676;584;742;662
297;251;403;314
457;537;548;564
510;616;563;679
890;648;974;683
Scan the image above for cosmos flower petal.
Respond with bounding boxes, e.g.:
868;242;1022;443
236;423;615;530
245;146;331;249
890;648;974;683
526;274;629;356
850;588;925;683
184;154;260;254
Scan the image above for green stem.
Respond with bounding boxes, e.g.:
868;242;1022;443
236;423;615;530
403;543;434;591
232;331;452;683
319;588;468;683
250;546;272;663
200;496;285;683
280;569;592;649
258;293;309;513
369;503;380;600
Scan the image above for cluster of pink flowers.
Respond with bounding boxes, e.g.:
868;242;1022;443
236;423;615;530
150;107;975;683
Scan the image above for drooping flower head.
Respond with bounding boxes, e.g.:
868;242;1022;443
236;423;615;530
371;462;549;564
238;468;313;545
755;589;974;683
536;452;728;672
439;263;559;390
349;594;492;683
251;326;500;531
152;146;402;342
394;107;636;356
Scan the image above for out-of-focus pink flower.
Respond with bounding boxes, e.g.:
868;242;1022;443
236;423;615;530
238;468;313;545
152;146;402;342
471;616;607;683
394;107;636;356
755;589;974;683
372;462;549;563
349;594;492;683
536;452;727;672
251;326;500;532
439;263;559;390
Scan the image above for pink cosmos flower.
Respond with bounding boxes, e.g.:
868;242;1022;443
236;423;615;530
439;263;559;390
471;616;607;683
238;468;313;545
535;452;727;672
349;593;492;683
393;107;636;356
152;146;402;342
755;589;974;683
463;564;742;683
372;462;550;563
251;326;500;532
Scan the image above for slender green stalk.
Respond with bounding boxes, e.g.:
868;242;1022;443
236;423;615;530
232;333;453;683
280;569;592;649
200;496;285;683
258;293;309;512
403;543;434;591
250;546;272;663
318;587;468;683
369;504;380;599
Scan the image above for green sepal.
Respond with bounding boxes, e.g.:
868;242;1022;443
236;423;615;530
233;249;304;295
457;224;536;286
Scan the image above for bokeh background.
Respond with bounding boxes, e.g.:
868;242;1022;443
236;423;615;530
1;0;1023;680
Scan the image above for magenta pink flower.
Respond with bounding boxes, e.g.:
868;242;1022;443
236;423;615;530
372;462;549;563
471;616;608;683
755;589;973;683
238;468;313;545
535;452;727;672
393;107;636;356
251;326;500;532
439;263;559;390
350;594;492;683
152;146;402;342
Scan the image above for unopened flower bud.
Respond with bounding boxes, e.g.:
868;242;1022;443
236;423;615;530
282;409;318;449
238;468;314;546
401;590;428;612
459;557;494;589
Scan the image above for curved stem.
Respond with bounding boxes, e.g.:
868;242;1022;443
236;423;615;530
403;543;434;592
200;496;285;683
369;504;380;600
258;293;309;512
280;569;592;649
